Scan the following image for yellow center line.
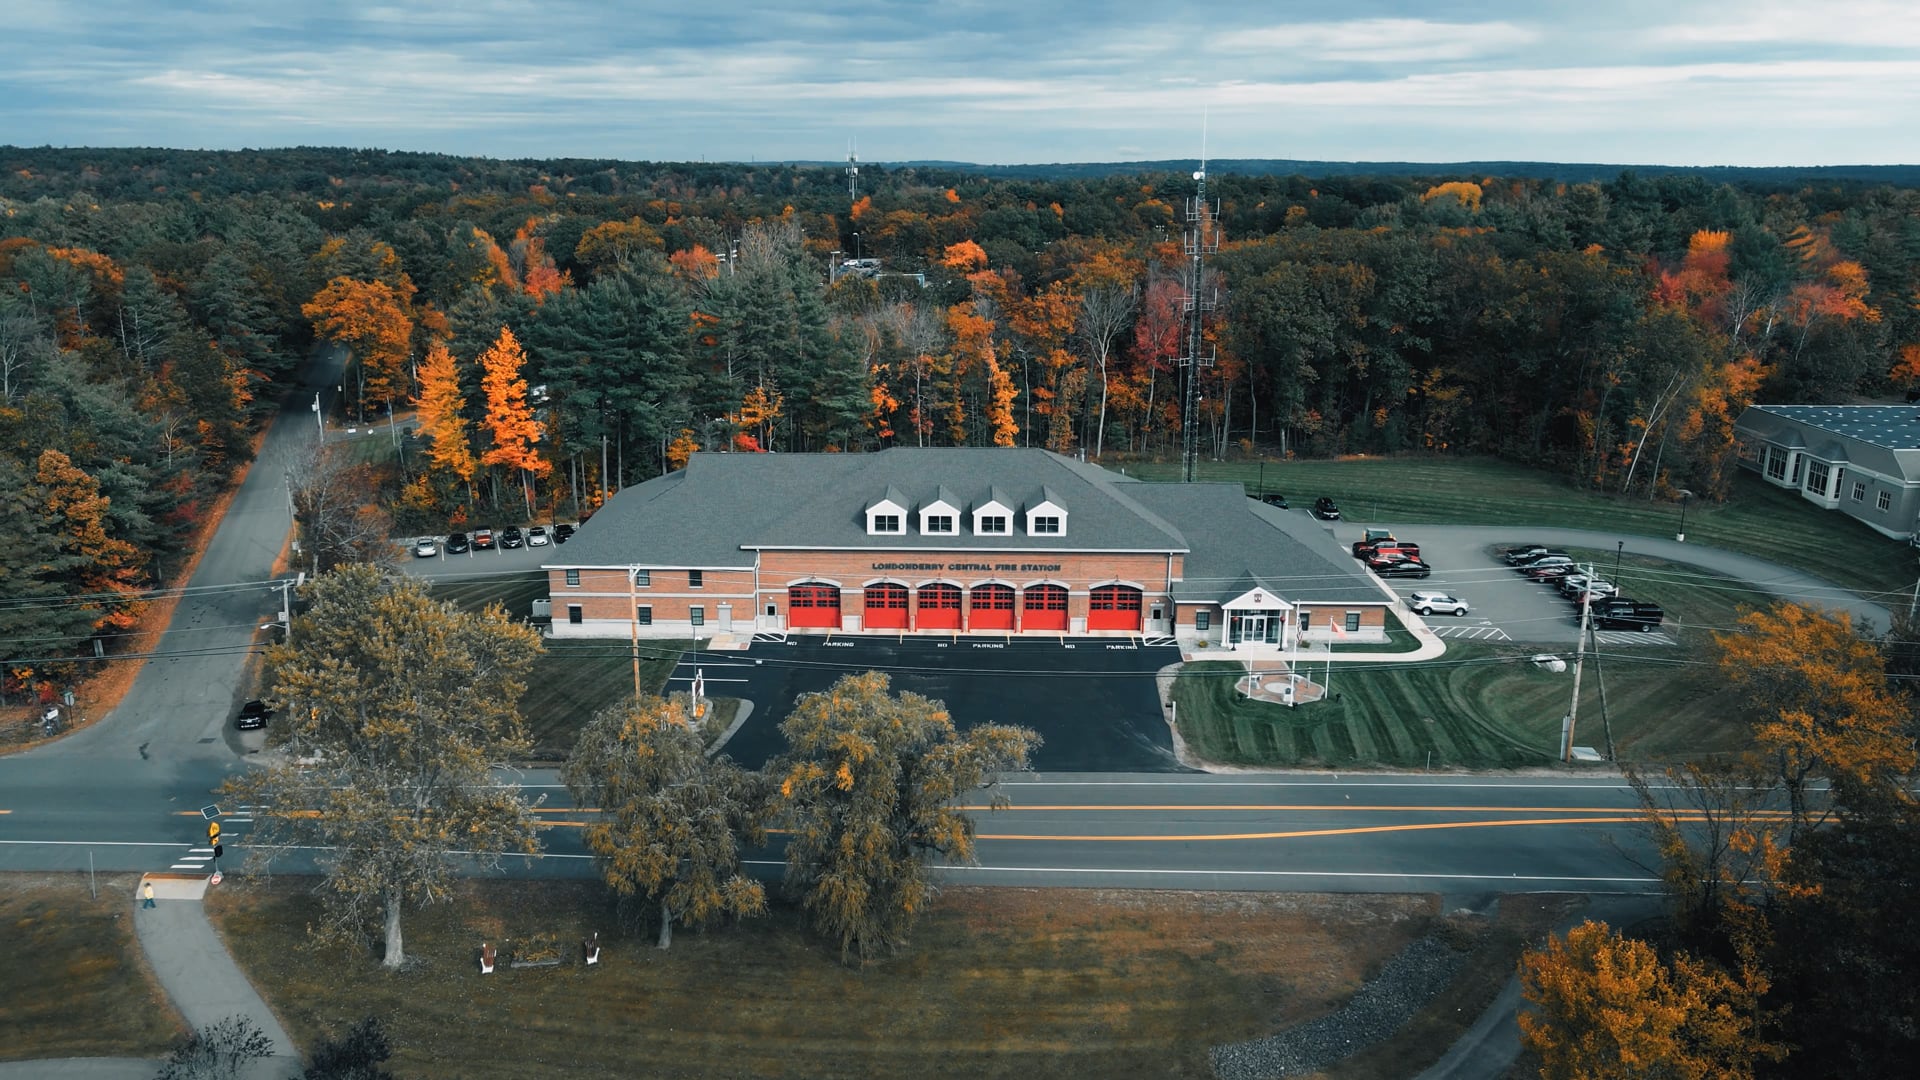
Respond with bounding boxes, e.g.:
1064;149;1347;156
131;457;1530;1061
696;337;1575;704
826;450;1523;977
958;803;1793;816
975;815;1663;842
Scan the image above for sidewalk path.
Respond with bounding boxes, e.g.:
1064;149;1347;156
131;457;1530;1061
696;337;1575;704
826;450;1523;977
1415;893;1662;1080
134;875;301;1079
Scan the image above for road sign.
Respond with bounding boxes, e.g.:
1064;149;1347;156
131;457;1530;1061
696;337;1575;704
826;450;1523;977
209;871;222;886
199;804;220;820
207;821;221;843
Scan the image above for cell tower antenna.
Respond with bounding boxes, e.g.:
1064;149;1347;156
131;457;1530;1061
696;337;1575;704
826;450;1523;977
1177;118;1219;483
847;141;859;205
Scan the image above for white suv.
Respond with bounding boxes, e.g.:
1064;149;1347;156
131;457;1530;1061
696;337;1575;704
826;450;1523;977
1408;591;1470;616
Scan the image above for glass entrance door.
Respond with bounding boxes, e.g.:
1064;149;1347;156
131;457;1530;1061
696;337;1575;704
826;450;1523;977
1229;610;1284;644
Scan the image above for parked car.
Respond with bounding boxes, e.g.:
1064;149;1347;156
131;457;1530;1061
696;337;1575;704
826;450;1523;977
413;536;439;558
501;526;525;549
553;522;575;544
1593;598;1664;631
1351;528;1396;557
1377;559;1432;579
1518;555;1574;574
472;528;496;550
1365;542;1422;564
1524;562;1578;581
1570;589;1620;608
235;699;273;731
1561;577;1618;599
527;525;550;547
1408;590;1470;616
1260;493;1289;510
445;532;470;554
1509;549;1570;567
1502;544;1550;564
1312;497;1341;520
1367;549;1420;570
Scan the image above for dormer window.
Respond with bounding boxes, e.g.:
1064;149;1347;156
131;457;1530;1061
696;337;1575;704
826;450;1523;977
977;514;1008;535
1024;489;1068;537
974;487;1014;536
919;486;961;536
866;488;909;535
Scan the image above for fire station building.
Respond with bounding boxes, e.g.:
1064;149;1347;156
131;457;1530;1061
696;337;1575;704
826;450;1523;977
542;447;1393;651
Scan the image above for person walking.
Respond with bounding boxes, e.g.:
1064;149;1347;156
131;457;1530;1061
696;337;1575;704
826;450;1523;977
141;881;156;908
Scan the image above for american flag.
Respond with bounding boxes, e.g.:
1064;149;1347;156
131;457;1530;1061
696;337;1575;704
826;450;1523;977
690;667;705;703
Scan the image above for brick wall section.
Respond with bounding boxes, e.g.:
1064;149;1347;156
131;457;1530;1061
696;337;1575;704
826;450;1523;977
549;550;1181;636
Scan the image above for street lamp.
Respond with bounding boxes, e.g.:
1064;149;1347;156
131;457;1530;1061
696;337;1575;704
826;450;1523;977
1676;490;1694;543
829;249;842;284
853;232;862;261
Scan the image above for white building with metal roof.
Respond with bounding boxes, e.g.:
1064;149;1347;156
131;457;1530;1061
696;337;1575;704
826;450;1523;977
1735;404;1920;539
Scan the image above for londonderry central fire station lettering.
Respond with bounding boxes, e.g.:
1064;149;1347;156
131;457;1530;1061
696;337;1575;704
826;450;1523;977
870;562;1064;572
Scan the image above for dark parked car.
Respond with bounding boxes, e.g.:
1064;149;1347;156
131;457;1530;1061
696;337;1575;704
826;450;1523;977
1260;493;1289;510
1509;549;1570;567
1376;559;1432;579
1312;497;1341;520
1594;598;1664;631
1517;555;1574;574
446;532;471;554
501;526;525;549
472;528;495;550
236;699;273;730
1502;544;1550;564
554;522;575;544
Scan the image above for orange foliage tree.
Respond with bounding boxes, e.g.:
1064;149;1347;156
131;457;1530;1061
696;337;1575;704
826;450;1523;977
1713;602;1916;831
1519;919;1782;1080
303;276;416;416
37;448;146;631
476;327;550;518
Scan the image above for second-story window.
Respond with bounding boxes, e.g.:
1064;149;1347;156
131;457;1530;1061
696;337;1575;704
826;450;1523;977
689;570;704;589
873;514;902;533
1031;515;1061;535
925;514;955;534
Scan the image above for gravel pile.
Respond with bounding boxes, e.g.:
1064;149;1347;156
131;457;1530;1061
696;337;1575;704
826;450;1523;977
1210;933;1468;1079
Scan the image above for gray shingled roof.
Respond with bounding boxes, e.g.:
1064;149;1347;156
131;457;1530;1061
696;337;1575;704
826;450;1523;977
1119;483;1388;605
1737;405;1920;481
547;448;1388;606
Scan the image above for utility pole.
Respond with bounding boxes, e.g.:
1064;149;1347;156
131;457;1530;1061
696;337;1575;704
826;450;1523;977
1177;141;1218;482
281;577;294;645
312;393;324;440
1561;562;1595;762
628;567;642;701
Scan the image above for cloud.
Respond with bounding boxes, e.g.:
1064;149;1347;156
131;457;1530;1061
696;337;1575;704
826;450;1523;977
1215;18;1540;63
1648;0;1920;49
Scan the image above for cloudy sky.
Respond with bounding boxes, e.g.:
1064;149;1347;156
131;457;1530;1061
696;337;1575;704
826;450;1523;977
4;0;1915;165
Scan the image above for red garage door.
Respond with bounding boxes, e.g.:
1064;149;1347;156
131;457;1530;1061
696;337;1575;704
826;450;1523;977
1022;584;1069;632
864;583;909;629
917;583;962;630
1089;585;1143;631
969;584;1015;630
788;583;841;629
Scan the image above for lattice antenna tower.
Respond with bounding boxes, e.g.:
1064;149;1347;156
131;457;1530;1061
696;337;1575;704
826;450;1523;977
847;141;860;205
1178;137;1220;483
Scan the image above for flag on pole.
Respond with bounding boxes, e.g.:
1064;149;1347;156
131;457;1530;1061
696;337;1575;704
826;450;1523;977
1330;621;1348;639
691;667;705;704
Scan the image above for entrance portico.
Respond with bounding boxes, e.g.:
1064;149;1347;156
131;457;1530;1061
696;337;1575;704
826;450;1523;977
1222;586;1296;649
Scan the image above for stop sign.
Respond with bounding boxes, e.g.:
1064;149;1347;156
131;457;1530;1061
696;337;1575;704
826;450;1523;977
209;871;223;886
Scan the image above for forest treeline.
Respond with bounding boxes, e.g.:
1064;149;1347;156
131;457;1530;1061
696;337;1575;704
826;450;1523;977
3;145;1918;691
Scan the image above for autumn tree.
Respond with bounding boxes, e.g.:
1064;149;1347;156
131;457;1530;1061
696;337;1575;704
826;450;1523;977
476;326;550;517
302;277;415;420
1627;759;1791;951
285;442;394;575
1071;248;1141;457
35;448;147;629
563;695;769;948
410;339;475;500
1519;920;1782;1080
1713;602;1915;831
774;671;1038;963
224;566;544;970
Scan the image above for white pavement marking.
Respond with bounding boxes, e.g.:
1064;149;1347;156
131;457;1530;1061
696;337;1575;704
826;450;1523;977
1593;630;1675;646
1431;625;1512;641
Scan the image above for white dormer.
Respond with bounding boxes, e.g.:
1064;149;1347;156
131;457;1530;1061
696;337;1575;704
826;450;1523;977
866;486;908;536
1024;487;1067;537
973;486;1013;536
919;486;960;536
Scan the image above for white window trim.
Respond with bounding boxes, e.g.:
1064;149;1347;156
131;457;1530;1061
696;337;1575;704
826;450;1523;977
866;497;909;535
1024;498;1068;537
972;500;1013;535
918;497;961;536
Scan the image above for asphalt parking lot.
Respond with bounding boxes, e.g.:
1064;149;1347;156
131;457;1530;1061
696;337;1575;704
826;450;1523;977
669;636;1189;773
1330;525;1673;646
392;526;576;579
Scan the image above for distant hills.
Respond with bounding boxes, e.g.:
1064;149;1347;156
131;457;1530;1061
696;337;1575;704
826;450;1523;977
789;158;1920;186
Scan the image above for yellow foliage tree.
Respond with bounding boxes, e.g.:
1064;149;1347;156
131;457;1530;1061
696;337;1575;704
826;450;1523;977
411;340;476;497
37;448;147;630
1420;181;1484;212
1519;920;1782;1080
1713;602;1916;830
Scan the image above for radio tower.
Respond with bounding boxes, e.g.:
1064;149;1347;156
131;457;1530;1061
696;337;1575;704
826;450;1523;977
1178;144;1219;482
846;143;859;205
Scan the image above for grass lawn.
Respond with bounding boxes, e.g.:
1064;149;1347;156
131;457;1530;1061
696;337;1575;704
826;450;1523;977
1123;456;1916;601
0;874;181;1061
208;877;1516;1080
